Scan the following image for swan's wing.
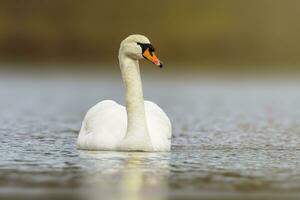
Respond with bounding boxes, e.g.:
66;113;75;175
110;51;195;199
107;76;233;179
144;101;172;151
78;100;127;150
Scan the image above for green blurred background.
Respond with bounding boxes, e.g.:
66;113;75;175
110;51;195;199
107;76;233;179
0;0;300;72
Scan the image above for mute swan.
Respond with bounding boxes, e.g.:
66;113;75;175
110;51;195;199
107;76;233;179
77;34;172;151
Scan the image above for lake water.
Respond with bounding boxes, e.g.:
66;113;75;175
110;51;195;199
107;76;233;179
0;72;300;200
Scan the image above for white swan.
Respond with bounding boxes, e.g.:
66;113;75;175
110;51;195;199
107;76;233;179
77;34;172;151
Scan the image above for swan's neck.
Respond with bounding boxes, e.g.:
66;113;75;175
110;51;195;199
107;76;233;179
119;55;150;143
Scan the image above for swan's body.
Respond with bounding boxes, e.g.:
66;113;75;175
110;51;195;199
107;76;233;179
77;35;172;151
78;100;171;151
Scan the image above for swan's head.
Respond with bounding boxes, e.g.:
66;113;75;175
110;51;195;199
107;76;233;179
119;34;163;68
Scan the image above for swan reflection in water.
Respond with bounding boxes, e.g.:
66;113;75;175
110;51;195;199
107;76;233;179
78;151;170;200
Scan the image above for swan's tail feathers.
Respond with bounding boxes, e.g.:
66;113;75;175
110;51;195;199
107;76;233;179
77;120;91;149
79;121;87;135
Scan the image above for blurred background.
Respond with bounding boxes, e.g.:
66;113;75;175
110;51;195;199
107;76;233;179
0;0;300;73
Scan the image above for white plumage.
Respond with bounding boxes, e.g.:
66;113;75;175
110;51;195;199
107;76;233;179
78;100;171;151
77;35;172;151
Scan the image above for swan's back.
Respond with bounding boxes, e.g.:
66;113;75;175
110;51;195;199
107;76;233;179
77;100;127;150
144;101;172;151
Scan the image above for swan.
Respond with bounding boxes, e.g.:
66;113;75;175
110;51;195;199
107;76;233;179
77;34;172;151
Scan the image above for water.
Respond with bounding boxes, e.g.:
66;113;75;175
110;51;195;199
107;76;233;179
0;73;300;200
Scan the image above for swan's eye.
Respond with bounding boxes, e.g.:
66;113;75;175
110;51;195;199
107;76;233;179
148;45;155;52
137;42;155;54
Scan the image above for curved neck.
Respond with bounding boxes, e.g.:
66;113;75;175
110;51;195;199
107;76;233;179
119;54;149;139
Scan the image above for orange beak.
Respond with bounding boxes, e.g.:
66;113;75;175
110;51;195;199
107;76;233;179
142;48;163;68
